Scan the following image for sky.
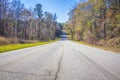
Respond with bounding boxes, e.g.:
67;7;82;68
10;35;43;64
20;0;81;23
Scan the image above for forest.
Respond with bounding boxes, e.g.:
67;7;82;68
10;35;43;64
65;0;120;47
0;0;62;45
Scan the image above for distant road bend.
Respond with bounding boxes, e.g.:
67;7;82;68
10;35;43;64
0;40;120;80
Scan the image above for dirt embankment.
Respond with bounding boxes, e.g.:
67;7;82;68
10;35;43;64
0;37;39;46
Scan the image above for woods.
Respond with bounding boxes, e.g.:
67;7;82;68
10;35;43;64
0;0;62;44
65;0;120;46
0;0;120;47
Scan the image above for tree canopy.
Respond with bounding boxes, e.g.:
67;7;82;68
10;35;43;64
65;0;120;45
0;0;62;42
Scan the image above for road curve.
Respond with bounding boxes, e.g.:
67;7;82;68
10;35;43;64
0;40;120;80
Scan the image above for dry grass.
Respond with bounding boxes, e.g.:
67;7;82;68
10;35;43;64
0;37;11;45
74;40;120;53
0;39;59;53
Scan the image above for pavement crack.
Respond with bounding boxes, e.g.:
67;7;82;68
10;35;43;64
77;50;120;80
0;70;55;77
69;46;119;80
54;45;64;80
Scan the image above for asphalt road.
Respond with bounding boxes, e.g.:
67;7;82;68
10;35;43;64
0;40;120;80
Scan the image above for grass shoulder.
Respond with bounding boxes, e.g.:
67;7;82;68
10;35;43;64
73;40;120;53
0;39;59;53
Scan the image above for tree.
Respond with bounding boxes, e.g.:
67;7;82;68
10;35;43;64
34;3;43;19
66;0;120;44
0;0;62;43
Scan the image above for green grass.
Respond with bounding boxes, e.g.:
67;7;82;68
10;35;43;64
74;40;120;53
0;39;59;53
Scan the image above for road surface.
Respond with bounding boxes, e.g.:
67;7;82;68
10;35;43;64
0;40;120;80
